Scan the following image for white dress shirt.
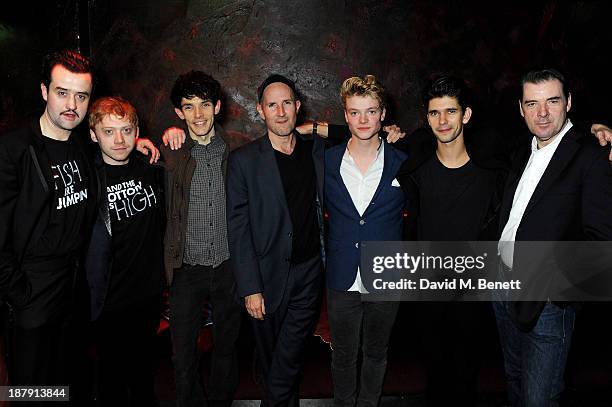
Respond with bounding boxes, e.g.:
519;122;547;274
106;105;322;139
340;139;385;293
498;119;573;268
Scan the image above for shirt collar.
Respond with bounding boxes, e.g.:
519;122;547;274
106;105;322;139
346;136;384;159
531;119;573;153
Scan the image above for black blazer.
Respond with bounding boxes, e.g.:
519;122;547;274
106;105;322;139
499;125;612;330
226;132;326;314
0;120;98;327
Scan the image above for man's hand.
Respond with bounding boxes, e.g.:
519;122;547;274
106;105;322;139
245;293;266;320
162;127;187;150
383;124;406;143
136;138;160;163
591;123;612;161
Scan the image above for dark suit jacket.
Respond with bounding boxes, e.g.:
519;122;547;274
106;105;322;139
500;125;612;330
0;120;98;328
226;132;326;314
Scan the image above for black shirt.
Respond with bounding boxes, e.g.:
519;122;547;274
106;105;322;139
274;136;319;264
104;159;164;310
413;155;498;241
28;136;89;261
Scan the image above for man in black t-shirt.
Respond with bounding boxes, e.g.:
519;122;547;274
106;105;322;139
396;76;506;407
227;75;325;407
85;96;164;406
0;50;96;395
0;49;160;403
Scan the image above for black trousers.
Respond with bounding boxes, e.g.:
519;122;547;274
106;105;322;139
250;255;322;407
419;302;487;407
169;261;241;407
9;314;79;407
93;296;161;406
327;288;399;407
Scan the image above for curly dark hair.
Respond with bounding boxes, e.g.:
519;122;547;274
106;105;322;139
170;70;221;109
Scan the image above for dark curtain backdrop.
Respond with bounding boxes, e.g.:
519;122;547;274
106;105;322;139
2;0;611;146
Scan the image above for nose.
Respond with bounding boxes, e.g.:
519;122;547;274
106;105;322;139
277;104;286;117
439;112;448;125
114;131;125;144
358;112;367;124
194;106;203;118
66;95;77;111
537;103;549;118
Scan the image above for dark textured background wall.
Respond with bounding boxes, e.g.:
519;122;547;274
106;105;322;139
2;1;612;146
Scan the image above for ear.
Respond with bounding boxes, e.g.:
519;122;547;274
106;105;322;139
295;100;301;113
256;103;265;120
462;107;473;124
174;107;186;120
380;107;386;122
519;99;525;118
344;109;349;124
214;100;221;115
135;126;140;139
41;83;48;102
566;93;572;113
90;129;98;143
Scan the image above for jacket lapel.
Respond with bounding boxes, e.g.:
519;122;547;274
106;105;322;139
258;135;291;213
29;120;53;193
363;142;396;216
499;144;531;229
330;141;362;217
311;133;326;204
522;128;581;216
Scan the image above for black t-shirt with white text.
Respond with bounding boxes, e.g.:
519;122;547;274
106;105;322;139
103;159;164;310
28;136;89;261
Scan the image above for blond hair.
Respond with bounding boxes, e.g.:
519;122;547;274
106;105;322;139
340;75;385;109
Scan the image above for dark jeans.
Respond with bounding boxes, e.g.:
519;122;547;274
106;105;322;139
493;301;575;407
169;261;241;407
327;288;399;407
420;302;487;407
93;296;161;406
250;255;322;407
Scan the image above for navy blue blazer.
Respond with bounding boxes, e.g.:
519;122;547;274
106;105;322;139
226;132;326;314
324;141;407;291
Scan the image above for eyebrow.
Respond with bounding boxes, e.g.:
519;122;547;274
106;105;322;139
348;106;379;111
54;86;90;96
268;99;294;104
428;107;457;113
523;96;561;104
182;99;212;105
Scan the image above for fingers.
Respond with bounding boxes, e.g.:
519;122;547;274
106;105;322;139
245;294;265;320
596;130;607;146
248;303;263;320
593;129;612;161
149;147;160;164
383;124;406;143
161;127;187;150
